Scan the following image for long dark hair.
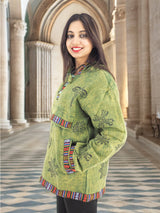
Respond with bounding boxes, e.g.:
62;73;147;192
61;13;112;81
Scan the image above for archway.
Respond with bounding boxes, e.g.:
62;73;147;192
25;0;113;121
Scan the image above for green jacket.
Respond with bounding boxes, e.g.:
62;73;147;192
40;65;127;202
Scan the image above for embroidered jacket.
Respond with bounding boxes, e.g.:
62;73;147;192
40;65;127;202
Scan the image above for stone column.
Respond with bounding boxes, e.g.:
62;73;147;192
138;0;151;130
114;4;128;118
25;41;55;122
149;0;160;117
10;19;28;125
126;0;140;125
0;0;12;129
103;10;117;79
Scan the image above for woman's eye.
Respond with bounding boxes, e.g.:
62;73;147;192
80;34;88;38
67;34;74;39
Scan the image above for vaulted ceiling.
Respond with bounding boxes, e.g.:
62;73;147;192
9;0;115;44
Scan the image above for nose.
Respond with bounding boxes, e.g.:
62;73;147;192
71;35;80;45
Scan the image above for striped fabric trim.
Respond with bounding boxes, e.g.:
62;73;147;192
56;82;69;100
64;139;76;174
51;114;72;128
40;176;105;202
69;145;76;168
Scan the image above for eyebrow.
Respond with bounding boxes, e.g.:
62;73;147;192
67;30;86;33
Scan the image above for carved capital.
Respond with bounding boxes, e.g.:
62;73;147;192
25;41;54;50
10;20;27;37
115;6;126;21
0;0;8;7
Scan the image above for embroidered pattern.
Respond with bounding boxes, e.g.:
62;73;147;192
51;114;72;128
72;121;86;133
93;110;114;128
64;139;76;174
40;176;105;202
70;86;88;107
48;158;59;177
56;64;89;100
95;134;110;146
83;153;92;161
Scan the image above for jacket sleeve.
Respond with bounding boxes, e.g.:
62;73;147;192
72;76;127;172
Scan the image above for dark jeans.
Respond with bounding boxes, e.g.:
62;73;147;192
57;196;97;213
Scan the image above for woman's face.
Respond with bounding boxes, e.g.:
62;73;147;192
66;20;93;66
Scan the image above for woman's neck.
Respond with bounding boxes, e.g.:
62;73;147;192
75;58;88;69
74;63;88;75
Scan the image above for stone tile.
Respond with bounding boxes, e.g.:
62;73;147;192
1;123;160;212
1;206;18;213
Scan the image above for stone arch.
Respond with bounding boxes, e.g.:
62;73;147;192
40;0;111;44
25;0;115;122
28;0;111;43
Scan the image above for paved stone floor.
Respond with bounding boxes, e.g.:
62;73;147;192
1;123;160;213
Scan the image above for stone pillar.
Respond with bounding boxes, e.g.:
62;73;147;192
0;0;12;130
103;10;117;79
149;0;160;117
10;19;28;125
114;4;128;118
103;41;116;78
25;41;55;122
126;0;140;125
138;0;151;130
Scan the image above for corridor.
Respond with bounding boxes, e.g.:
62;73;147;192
1;123;160;213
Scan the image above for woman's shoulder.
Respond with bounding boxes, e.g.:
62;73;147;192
86;65;115;88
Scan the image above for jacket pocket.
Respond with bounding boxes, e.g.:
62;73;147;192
63;139;76;174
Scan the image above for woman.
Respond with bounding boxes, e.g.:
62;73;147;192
40;13;127;213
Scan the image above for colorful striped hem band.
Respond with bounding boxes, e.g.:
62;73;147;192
51;114;72;128
40;176;105;202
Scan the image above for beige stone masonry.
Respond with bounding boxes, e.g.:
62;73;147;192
138;0;151;128
25;41;56;122
10;19;28;124
114;4;128;118
126;0;139;124
0;0;12;129
149;0;160;117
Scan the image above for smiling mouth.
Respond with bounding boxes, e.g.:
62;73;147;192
72;47;83;52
